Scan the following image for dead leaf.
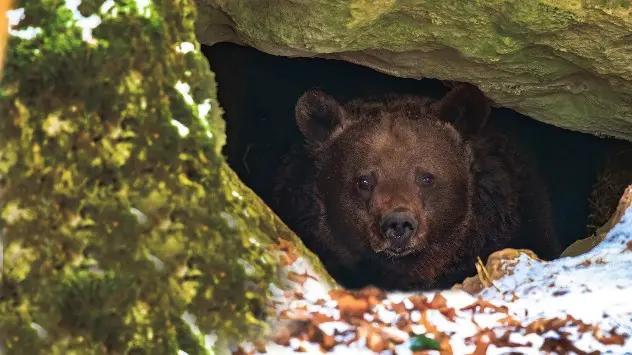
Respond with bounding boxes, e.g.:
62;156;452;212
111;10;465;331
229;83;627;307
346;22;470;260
338;294;370;316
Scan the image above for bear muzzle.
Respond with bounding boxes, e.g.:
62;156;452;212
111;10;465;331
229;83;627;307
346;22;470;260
379;208;421;255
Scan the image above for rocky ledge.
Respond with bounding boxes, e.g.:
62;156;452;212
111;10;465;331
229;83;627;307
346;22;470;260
195;1;632;141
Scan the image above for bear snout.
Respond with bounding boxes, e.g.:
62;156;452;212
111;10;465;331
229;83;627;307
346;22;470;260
379;208;418;251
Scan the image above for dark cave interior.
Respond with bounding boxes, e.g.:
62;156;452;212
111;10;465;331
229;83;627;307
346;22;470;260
202;41;630;263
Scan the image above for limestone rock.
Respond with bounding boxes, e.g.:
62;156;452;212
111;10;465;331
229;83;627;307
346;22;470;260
195;0;632;141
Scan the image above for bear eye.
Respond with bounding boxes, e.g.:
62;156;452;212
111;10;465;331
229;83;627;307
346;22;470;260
419;173;435;186
356;175;375;192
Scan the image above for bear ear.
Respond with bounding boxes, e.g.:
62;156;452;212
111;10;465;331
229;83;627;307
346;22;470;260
295;89;346;146
432;83;491;138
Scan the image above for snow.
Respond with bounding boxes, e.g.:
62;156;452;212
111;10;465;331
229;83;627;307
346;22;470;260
319;322;352;336
171;119;190;137
255;203;632;354
303;277;331;303
176;42;196;54
473;204;632;353
64;0;102;44
7;8;42;40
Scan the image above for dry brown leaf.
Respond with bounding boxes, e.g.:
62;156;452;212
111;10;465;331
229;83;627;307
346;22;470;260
497;315;522;327
279;252;294;266
391;301;408;315
311;311;335;325
460;298;509;314
271;325;291;346
366;329;387;352
541;336;599;355
254;340;267;353
409;295;429;311
428;292;448;309
593;328;627;346
338;294;370;317
286;271;309;285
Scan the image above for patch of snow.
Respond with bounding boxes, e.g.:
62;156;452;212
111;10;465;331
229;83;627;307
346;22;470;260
197;99;214;139
204;332;217;350
146;253;164;271
373;304;398;325
402;297;414;310
64;0;102;44
219;211;236;228
170;119;190;137
410;324;425;334
319;305;341;321
410;310;421;323
6;8;23;26
135;0;151;17
482;205;632;328
30;323;47;339
181;312;201;336
7;8;42;40
237;258;255;276
176;42;195;54
129;207;147;224
287;256;309;275
329;344;377;355
319;322;352;336
269;283;285;297
180;313;217;353
174;81;194;106
302;277;330;303
100;0;115;14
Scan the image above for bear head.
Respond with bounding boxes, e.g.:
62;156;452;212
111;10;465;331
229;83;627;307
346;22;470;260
294;83;491;263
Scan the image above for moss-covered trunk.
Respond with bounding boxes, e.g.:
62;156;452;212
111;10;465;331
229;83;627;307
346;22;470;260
0;1;334;353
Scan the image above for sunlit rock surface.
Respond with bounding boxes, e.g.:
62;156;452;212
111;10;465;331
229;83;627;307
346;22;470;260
196;0;632;141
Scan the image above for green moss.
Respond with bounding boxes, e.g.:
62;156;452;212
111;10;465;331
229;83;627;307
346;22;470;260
0;0;307;353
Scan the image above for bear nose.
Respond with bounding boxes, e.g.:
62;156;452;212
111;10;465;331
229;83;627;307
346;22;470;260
380;209;418;248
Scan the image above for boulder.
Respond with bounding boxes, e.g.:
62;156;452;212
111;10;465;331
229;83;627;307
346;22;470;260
195;0;632;141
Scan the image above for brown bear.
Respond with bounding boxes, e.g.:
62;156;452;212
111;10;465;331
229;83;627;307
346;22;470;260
272;83;562;291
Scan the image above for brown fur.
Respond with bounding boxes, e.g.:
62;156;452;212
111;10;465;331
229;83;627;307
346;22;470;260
272;84;562;291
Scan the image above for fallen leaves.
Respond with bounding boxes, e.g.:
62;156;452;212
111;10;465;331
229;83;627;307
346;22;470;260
250;186;632;354
255;282;630;355
460;298;508;314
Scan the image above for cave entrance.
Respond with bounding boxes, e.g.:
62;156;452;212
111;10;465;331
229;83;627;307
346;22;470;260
202;41;632;265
